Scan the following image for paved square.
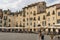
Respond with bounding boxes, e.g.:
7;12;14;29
0;32;39;40
0;32;59;40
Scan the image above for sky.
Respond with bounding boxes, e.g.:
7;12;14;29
0;0;60;12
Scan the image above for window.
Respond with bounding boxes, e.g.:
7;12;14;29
34;22;36;27
38;16;40;20
8;24;10;27
43;3;45;5
52;11;55;15
43;15;45;20
23;19;25;22
47;12;50;16
23;13;25;17
27;18;28;21
20;23;22;27
27;23;28;25
57;19;60;24
9;19;11;22
23;23;25;27
34;29;36;31
58;12;60;16
34;17;36;21
27;8;28;10
4;16;7;20
5;11;7;14
30;22;32;26
30;18;32;20
53;23;55;25
16;24;18;27
4;22;6;27
20;25;21;27
48;23;50;26
33;11;36;15
42;21;46;26
27;12;28;15
31;12;32;14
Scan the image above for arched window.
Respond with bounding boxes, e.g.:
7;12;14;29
34;17;36;21
33;11;36;15
58;12;60;16
34;22;36;27
52;11;55;15
47;12;50;16
43;15;45;20
38;16;40;20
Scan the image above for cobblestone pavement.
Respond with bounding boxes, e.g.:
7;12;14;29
0;32;59;40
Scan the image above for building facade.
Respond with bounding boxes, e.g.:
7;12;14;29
0;9;3;27
0;2;60;32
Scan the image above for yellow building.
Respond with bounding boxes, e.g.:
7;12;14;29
22;2;46;32
46;4;60;27
0;2;60;33
8;2;60;32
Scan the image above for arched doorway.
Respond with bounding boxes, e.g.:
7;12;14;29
58;29;60;34
15;29;18;32
53;28;56;34
4;29;7;32
7;29;11;32
48;28;51;34
12;29;15;32
19;29;22;33
30;29;32;33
